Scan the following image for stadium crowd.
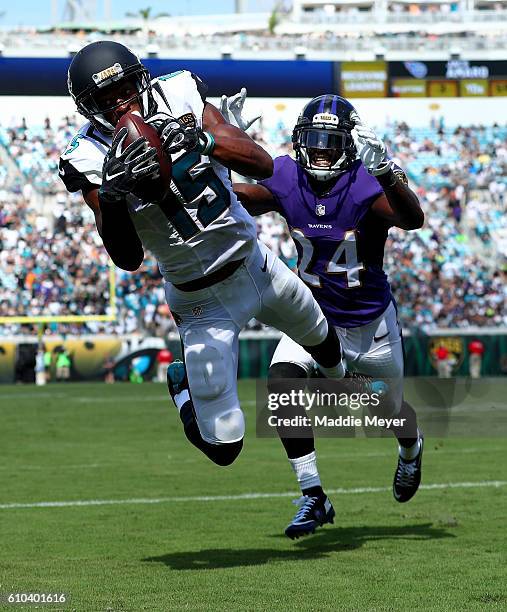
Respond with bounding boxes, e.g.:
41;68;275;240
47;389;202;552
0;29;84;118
1;26;506;55
0;111;505;336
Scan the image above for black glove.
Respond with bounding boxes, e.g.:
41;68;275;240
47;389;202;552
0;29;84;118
146;113;215;156
99;127;160;203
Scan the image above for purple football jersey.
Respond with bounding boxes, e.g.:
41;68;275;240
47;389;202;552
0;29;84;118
260;155;393;328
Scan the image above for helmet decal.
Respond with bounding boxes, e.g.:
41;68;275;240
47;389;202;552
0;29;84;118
312;113;339;126
92;63;124;87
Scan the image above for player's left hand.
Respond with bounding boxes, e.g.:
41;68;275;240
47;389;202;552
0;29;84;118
220;88;261;131
146;113;214;156
351;113;392;177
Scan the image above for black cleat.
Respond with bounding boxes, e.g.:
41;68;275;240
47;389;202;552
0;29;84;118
285;495;335;540
344;370;390;397
393;434;424;503
313;367;389;395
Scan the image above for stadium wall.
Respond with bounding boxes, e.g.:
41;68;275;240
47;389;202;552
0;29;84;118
0;333;506;383
1;57;506;98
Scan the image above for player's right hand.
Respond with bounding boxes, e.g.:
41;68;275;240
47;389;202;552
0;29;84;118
220;88;261;131
100;127;160;202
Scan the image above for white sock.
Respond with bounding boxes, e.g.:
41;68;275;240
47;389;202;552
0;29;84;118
173;389;190;412
316;359;346;379
399;436;421;461
288;451;321;491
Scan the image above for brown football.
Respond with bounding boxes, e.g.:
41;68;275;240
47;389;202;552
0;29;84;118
114;111;172;202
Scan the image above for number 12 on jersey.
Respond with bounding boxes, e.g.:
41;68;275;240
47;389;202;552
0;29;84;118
291;229;364;289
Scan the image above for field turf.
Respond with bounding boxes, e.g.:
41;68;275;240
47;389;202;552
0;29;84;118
0;381;506;611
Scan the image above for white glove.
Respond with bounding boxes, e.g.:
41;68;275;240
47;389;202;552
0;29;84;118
351;112;392;176
219;87;261;131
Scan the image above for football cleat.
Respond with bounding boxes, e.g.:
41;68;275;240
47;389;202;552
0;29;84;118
343;371;390;400
393;434;424;503
285;495;335;540
312;367;389;396
166;360;188;401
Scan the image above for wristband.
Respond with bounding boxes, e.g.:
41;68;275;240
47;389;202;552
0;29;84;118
198;131;216;156
98;187;125;208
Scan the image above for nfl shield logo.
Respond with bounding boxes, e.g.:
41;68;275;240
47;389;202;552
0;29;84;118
192;305;204;317
316;203;326;216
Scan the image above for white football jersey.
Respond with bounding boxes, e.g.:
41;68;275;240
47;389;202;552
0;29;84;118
59;70;257;284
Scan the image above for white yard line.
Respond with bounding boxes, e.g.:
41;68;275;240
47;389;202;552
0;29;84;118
0;480;505;510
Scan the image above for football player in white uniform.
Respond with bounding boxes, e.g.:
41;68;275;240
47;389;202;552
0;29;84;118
59;41;347;467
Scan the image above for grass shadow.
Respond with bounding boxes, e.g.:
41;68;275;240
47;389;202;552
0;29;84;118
143;522;454;570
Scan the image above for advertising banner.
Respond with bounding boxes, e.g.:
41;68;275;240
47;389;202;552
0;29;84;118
339;61;388;98
460;79;489;97
490;80;507;96
428;80;459;97
391;78;427;97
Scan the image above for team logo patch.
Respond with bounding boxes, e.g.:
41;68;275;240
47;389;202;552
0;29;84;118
92;63;123;86
428;337;464;373
192;305;204;317
179;113;197;128
315;203;326;216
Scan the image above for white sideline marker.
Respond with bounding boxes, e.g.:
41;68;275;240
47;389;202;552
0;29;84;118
0;480;505;511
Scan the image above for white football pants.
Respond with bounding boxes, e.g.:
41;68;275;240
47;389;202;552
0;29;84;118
165;240;329;444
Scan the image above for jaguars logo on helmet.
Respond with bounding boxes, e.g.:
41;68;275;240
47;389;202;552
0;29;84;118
292;95;357;182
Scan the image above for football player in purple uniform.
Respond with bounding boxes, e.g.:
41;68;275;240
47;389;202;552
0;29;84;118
232;94;425;539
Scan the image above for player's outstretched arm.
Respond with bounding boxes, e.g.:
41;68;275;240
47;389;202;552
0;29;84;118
203;103;273;179
233;183;281;216
84;188;144;271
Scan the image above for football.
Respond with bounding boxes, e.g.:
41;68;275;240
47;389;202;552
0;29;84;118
114;111;172;202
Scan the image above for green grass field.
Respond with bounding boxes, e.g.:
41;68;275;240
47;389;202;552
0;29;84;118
0;381;506;611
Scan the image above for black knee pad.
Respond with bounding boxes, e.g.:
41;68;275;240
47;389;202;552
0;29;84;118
268;362;307;394
181;405;244;466
302;324;342;368
206;438;244;466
